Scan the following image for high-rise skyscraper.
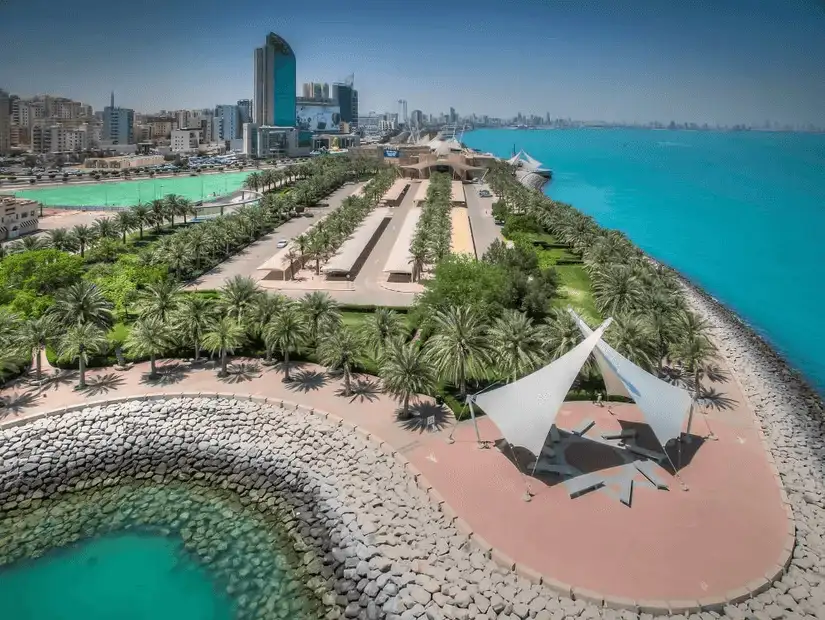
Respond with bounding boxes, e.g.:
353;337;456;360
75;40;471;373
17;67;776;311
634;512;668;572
237;99;252;125
332;80;359;129
103;92;135;145
0;89;10;155
254;33;297;127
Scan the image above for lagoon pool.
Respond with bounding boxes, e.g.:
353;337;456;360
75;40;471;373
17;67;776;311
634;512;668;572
13;171;251;207
0;533;234;620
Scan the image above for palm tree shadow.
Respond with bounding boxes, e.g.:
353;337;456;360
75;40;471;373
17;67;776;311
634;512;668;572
82;372;125;397
286;369;327;393
218;362;262;384
659;366;687;387
140;362;189;386
697;387;737;411
39;369;78;392
336;377;381;403
396;401;453;433
703;364;730;385
0;390;42;418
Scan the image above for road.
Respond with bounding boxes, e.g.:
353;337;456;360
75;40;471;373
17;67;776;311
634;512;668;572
464;182;502;257
185;183;356;291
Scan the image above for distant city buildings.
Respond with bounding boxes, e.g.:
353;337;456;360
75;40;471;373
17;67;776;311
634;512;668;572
237;99;252;125
214;104;241;141
254;32;297;127
171;128;202;153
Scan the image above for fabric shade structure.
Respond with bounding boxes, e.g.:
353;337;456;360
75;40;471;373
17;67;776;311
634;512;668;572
570;310;693;448
474;319;613;460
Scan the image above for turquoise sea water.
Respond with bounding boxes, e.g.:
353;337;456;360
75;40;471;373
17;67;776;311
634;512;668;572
12;171;251;207
0;533;234;620
464;128;825;395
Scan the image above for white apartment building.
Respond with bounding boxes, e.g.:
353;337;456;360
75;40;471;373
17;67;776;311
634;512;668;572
171;128;202;152
0;198;39;242
31;124;90;153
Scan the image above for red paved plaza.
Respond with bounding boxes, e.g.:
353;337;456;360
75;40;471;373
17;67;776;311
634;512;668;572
0;358;790;602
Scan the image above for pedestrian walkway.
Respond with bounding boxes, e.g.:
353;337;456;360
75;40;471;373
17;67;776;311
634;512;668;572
0;356;790;604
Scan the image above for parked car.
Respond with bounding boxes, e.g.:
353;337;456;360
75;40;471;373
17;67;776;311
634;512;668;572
303;211;315;217
494;218;505;226
276;239;288;249
479;189;493;198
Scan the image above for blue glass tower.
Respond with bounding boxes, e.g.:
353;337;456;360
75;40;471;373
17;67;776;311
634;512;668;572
254;33;296;127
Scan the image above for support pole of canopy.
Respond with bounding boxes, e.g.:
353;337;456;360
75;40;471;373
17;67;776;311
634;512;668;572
447;383;500;446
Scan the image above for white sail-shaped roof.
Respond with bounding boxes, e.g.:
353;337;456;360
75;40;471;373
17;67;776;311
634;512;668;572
522;152;544;171
507;151;523;166
570;311;692;448
475;319;612;459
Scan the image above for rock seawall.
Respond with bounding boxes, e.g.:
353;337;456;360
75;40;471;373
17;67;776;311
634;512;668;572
0;397;577;620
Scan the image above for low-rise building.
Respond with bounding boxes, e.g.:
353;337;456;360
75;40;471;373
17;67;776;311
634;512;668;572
0;198;39;242
171;128;202;153
83;154;165;169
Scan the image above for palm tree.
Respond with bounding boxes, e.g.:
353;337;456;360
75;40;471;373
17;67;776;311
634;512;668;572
46;228;74;252
299;291;342;345
359;307;405;362
126;316;174;378
114;210;135;243
71;224;95;258
219;275;260;326
426;305;490;398
248;292;287;361
488;309;544;382
592;264;644;317
606;315;658;372
318;325;363;397
163;239;191;280
94;217;118;241
16;316;55;382
264;303;307;381
202;316;246;377
164;194;184;227
131;204;151;239
59;323;109;389
16;235;45;252
541;308;582;360
670;328;718;435
380;340;436;419
136;280;181;322
149;199;166;233
185;226;209;272
171;295;216;362
50;280;113;329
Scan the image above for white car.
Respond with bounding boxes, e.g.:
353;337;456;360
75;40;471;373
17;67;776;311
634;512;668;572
276;239;288;249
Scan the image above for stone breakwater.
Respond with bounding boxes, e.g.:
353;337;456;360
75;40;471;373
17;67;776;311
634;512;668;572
680;280;825;619
1;397;587;620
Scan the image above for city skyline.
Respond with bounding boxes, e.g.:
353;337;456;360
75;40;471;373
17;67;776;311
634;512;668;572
1;0;825;126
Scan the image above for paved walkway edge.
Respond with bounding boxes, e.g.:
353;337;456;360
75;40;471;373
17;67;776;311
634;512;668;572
1;392;796;615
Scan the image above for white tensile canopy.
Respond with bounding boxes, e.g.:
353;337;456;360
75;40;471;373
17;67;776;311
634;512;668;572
472;311;694;461
570;311;692;449
475;319;613;459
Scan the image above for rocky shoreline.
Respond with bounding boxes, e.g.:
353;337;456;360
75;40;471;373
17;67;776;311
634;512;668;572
0;397;580;620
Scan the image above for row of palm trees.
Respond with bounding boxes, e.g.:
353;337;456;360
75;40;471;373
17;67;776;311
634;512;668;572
485;161;719;398
282;167;398;278
408;173;452;282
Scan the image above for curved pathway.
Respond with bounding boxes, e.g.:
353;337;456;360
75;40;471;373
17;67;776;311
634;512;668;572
0;356;792;611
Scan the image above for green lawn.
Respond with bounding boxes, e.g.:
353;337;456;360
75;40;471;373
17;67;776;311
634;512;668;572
552;264;600;324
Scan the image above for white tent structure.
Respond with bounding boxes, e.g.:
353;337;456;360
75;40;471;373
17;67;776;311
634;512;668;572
470;311;694;471
570;310;693;449
474;319;612;460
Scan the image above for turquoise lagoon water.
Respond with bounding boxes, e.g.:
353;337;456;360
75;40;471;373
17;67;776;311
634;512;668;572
12;171;251;207
464;129;825;395
0;532;234;620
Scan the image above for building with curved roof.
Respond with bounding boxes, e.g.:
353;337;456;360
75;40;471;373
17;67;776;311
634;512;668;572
254;33;297;127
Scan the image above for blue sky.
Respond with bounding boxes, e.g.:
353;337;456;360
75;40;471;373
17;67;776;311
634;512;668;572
1;0;824;125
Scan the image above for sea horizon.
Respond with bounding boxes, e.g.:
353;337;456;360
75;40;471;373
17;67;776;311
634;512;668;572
463;127;825;396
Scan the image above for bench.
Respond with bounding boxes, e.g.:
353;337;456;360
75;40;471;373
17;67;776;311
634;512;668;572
534;462;576;477
626;443;666;462
634;460;669;490
572;419;595;436
566;472;605;498
618;477;634;507
601;429;637;441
